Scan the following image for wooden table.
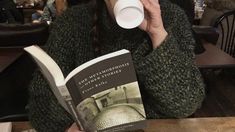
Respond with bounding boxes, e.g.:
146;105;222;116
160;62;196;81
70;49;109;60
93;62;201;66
12;122;32;132
0;48;23;73
195;42;235;68
12;117;235;132
146;117;235;132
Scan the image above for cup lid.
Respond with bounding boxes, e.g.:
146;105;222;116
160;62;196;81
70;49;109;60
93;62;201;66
114;0;144;29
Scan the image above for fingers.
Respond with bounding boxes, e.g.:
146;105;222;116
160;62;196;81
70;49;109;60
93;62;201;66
140;0;161;19
67;123;84;132
148;0;159;7
141;0;152;12
139;19;148;30
140;0;160;13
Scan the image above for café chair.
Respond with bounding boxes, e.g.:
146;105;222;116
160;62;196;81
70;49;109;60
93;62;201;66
0;22;49;47
213;10;235;58
192;25;220;54
0;22;49;122
192;25;220;45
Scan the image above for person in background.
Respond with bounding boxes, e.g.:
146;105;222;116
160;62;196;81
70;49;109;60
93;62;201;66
31;9;43;23
32;0;62;23
200;0;235;26
34;0;45;8
0;0;24;23
54;0;67;15
0;7;7;23
28;0;205;131
41;0;57;22
31;0;46;23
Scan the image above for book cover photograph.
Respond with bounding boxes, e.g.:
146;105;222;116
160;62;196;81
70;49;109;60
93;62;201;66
24;45;147;132
76;82;146;132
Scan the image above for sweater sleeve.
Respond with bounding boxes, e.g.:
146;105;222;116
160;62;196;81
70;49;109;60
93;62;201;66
132;7;205;118
28;10;78;132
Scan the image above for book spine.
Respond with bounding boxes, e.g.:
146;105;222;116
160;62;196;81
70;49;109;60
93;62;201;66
66;100;84;131
58;85;84;130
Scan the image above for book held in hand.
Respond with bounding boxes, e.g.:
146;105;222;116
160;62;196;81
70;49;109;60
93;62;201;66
24;45;147;132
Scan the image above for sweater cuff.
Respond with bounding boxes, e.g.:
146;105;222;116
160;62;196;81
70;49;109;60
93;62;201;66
133;32;178;75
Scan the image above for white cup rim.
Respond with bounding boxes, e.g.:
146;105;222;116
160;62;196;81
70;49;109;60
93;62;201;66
114;0;144;29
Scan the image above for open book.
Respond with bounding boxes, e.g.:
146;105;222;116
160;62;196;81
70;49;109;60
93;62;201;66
0;122;12;132
24;45;146;132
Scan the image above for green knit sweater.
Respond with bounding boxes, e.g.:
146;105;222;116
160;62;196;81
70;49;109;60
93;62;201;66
28;0;205;131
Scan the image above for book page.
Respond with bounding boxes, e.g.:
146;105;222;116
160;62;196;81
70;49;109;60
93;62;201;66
24;45;65;86
24;45;70;113
0;122;12;132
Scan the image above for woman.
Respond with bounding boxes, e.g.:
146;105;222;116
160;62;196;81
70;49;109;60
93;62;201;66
200;0;235;25
28;0;205;131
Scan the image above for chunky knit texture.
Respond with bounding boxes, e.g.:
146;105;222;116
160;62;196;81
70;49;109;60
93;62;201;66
28;0;205;131
169;0;195;23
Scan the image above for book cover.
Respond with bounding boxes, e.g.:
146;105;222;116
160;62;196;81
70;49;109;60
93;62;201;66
24;45;146;132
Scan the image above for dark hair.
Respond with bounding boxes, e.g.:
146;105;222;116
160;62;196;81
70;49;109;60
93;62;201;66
67;0;88;7
91;0;103;56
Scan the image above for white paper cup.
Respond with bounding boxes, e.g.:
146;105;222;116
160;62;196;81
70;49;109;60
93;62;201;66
114;0;144;29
